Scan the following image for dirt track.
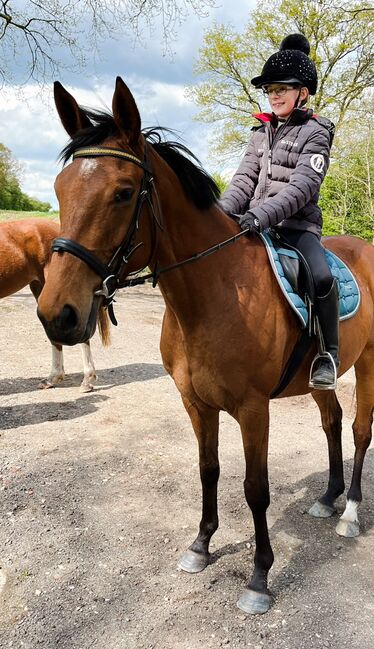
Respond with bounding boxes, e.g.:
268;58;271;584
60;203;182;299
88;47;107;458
0;285;373;649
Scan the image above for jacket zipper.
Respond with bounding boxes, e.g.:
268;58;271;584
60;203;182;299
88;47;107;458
267;150;272;177
267;119;290;179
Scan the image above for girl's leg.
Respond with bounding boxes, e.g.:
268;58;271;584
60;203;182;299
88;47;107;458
279;229;340;389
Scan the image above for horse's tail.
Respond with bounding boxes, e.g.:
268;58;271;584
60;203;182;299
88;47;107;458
98;306;111;346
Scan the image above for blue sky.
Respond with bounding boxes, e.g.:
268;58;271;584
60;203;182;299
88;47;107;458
0;0;256;208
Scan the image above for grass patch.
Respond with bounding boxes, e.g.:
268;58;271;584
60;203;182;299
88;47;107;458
0;210;58;222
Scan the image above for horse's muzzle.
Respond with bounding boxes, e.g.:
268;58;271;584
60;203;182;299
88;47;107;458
37;302;98;346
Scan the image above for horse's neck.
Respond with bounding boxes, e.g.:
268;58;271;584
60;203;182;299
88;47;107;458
153;196;255;319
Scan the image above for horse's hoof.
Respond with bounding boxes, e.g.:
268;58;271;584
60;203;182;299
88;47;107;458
80;382;94;393
308;501;335;518
38;380;54;389
336;518;360;538
39;374;64;389
177;549;210;573
237;589;270;615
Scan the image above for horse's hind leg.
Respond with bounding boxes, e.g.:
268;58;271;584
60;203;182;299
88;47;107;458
308;390;345;518
336;347;374;537
178;398;220;574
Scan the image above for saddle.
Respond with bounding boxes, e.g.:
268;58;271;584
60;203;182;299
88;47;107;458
259;230;360;397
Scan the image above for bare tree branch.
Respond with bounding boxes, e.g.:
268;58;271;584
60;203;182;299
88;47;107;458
0;0;217;87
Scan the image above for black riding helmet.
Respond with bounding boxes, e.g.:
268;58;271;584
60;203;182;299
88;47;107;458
251;34;318;95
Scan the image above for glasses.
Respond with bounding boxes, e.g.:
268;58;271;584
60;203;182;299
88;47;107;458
262;86;298;97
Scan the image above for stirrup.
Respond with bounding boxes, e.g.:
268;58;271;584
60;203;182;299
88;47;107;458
308;351;338;390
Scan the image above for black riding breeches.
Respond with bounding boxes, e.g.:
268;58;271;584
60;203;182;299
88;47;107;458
279;228;334;297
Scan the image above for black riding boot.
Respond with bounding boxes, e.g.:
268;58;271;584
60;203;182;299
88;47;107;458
310;279;340;390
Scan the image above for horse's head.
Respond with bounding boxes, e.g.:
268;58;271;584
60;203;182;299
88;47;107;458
38;77;156;345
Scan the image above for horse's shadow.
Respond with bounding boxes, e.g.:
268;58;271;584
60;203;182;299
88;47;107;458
0;393;109;430
209;449;374;589
0;362;167;396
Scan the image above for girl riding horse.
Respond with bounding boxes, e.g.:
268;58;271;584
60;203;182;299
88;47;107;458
220;34;338;391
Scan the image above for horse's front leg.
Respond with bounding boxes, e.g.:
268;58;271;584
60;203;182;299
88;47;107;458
237;399;274;615
38;342;65;389
29;280;64;390
178;398;220;574
79;341;97;393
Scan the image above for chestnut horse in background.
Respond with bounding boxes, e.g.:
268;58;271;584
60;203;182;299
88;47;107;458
0;218;110;392
37;78;374;614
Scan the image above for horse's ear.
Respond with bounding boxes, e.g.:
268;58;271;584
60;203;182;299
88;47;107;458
112;76;141;145
54;81;93;138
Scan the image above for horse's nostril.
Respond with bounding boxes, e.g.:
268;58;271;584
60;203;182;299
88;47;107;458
57;304;79;332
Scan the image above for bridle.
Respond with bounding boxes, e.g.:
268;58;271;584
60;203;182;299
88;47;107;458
52;141;252;325
52;143;163;325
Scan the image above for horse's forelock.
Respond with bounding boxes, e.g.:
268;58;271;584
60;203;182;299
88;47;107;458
59;109;118;164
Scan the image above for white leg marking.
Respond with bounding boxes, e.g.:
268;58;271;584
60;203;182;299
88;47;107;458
38;344;65;389
336;499;360;538
80;341;97;392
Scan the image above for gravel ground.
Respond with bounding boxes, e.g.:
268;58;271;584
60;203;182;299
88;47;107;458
0;284;373;649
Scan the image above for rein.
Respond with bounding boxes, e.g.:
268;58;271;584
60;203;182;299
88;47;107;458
52;144;249;324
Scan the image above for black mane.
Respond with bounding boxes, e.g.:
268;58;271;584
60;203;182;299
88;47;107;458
59;109;220;210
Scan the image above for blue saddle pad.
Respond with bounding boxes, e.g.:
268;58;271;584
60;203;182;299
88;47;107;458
260;232;360;328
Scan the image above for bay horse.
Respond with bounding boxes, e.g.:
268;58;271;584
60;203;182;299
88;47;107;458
0;218;110;392
37;78;374;614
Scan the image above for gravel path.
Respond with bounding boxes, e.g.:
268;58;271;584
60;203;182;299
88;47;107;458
0;285;373;649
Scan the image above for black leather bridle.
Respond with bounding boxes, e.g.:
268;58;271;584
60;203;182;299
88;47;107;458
51;143;163;325
52;142;253;326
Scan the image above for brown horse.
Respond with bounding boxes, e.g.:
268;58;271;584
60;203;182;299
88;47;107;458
0;218;110;391
37;78;374;614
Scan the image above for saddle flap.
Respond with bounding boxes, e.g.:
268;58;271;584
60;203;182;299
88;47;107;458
259;231;360;329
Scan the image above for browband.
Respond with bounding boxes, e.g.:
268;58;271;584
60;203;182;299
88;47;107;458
72;147;147;170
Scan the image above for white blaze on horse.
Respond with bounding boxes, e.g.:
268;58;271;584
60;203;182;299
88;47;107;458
37;79;374;614
0;218;110;391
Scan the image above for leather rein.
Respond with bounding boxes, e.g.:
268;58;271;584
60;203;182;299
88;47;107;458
52;144;250;325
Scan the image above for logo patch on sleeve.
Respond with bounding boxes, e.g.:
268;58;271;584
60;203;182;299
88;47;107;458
310;154;324;173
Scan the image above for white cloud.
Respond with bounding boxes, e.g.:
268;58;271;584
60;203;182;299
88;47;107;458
0;78;214;208
0;1;257;208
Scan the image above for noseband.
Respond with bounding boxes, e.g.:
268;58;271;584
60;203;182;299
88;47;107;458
51;143;162;325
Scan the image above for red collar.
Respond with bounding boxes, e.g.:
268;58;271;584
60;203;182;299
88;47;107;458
252;112;275;124
252;108;314;127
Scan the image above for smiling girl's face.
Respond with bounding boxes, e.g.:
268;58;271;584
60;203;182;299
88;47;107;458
264;84;309;119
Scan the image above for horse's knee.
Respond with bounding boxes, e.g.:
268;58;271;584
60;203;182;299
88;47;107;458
200;465;220;487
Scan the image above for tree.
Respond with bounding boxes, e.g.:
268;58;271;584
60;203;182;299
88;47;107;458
0;0;216;87
0;142;51;210
188;0;374;157
320;107;374;242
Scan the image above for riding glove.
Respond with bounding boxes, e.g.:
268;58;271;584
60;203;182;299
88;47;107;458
238;212;262;233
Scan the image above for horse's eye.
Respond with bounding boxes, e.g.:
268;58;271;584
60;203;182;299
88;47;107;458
114;188;133;203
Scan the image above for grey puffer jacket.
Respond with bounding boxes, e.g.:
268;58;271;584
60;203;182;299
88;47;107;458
220;108;334;236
